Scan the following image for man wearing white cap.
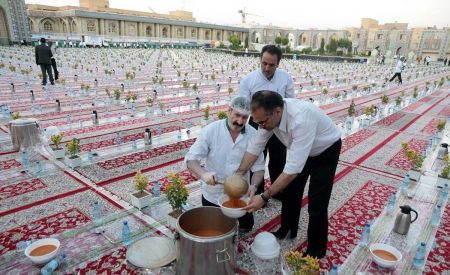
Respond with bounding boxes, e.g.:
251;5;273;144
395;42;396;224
185;96;265;232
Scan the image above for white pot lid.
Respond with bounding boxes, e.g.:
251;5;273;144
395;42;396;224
251;242;280;259
126;237;177;268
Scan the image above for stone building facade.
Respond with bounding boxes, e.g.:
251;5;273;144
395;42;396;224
26;0;247;45
0;0;30;44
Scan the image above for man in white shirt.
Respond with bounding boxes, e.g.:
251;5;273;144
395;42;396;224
238;45;294;196
389;56;405;84
185;96;265;232
237;91;342;258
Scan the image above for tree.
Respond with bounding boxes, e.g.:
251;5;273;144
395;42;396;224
228;34;241;50
275;36;282;45
281;37;289;46
319;38;325;55
327;39;338;53
337;38;352;54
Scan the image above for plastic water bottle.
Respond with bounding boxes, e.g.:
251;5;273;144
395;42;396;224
35;160;42;178
401;174;410;195
16;239;33;252
87;150;94;162
153;180;160;197
186;121;192;130
41;253;67;275
431;204;442;226
79;120;83;128
386;192;397;215
329;263;338;275
177;129;182;141
439;183;448;200
413;242;426;269
157;125;162;135
20;150;29;170
122;221;131;246
132;140;138;151
115;132;122;146
93;200;102;225
359;223;371;247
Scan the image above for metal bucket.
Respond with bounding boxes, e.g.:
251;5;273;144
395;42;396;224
176;206;238;275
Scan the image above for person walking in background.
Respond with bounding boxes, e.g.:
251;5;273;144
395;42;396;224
48;41;59;80
389;56;405;85
35;37;54;85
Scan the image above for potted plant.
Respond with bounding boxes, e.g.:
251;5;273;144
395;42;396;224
113;88;121;105
192;83;198;94
182;79;189;89
228;87;234;97
381;94;389;105
282;250;320;275
66;138;81;168
395;96;402;107
146;96;153;106
413;86;419;99
436;119;446;139
347;100;356;117
130;170;152;210
164;173;189;228
202;105;211;126
217;110;228;120
50;133;65;159
438;155;450;187
11;112;21;120
401;142;424;182
159;102;165;115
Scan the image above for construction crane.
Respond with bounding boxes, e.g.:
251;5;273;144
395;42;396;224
238;7;262;24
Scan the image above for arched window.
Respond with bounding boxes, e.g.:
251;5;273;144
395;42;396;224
29;20;34;32
162;27;168;38
146;26;152;36
177;28;183;37
205;30;210;40
216;31;221;40
191;29;196;38
44;21;53;31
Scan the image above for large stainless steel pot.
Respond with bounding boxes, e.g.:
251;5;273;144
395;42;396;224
176;206;238;275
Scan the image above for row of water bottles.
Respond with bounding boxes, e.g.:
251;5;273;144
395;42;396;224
20;151;43;178
92;201;134;246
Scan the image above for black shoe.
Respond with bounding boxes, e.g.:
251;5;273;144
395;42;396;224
239;227;252;234
50;82;55;85
41;83;46;86
304;249;326;259
271;227;297;239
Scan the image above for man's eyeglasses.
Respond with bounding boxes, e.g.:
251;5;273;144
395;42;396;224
255;117;269;127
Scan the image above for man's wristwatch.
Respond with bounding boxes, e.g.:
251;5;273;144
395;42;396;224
259;193;269;206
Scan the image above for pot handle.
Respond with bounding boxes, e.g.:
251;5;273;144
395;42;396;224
216;247;231;263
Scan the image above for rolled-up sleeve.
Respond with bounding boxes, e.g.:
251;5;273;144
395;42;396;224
283;120;316;174
247;128;272;156
250;151;265;172
184;127;210;164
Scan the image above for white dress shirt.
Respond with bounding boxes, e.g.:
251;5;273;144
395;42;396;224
185;119;265;204
238;68;294;101
247;99;341;175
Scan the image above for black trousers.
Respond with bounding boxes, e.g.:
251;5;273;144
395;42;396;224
201;196;254;229
292;139;341;258
248;118;287;196
51;58;59;80
389;73;402;84
39;64;54;84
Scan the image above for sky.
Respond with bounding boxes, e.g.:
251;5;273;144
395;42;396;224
25;0;450;29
